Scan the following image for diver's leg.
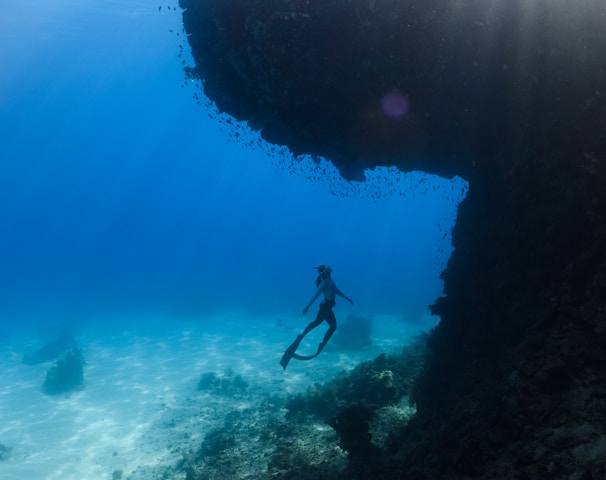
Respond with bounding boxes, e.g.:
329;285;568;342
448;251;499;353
282;304;336;368
301;302;326;337
280;314;323;369
301;316;323;337
291;306;324;349
318;309;337;352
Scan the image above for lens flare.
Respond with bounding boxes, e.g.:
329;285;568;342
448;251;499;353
380;90;410;119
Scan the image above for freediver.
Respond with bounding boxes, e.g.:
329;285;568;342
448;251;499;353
280;265;354;370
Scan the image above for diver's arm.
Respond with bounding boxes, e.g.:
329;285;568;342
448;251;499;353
336;288;354;305
303;285;323;315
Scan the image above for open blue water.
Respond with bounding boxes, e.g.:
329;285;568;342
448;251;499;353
0;2;466;477
0;0;466;328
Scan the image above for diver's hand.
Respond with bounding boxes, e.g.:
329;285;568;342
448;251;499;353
302;306;309;315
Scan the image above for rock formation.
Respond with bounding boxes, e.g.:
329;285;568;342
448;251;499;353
180;0;606;477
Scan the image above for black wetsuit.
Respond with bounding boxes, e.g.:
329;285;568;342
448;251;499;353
302;299;336;342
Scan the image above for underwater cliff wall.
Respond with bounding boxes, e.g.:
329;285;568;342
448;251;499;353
404;148;606;479
180;0;606;477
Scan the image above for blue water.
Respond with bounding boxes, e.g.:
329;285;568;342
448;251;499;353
0;1;465;329
0;1;469;477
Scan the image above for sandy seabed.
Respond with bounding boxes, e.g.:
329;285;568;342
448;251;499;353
0;312;432;480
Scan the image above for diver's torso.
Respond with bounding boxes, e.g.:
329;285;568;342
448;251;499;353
321;278;337;302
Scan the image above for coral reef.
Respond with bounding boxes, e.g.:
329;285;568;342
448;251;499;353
180;338;425;479
328;403;379;463
286;335;426;419
196;369;248;396
42;348;85;395
198;428;236;459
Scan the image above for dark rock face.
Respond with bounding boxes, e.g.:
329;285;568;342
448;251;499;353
398;149;606;479
180;0;605;180
180;1;606;478
328;403;379;463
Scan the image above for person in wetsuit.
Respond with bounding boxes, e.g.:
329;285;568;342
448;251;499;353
280;265;354;370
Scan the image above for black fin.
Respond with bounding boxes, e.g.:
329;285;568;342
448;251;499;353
280;335;303;370
280;343;296;370
280;336;330;369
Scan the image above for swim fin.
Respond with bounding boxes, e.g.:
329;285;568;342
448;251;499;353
291;351;320;361
280;335;303;370
281;336;330;370
292;342;326;361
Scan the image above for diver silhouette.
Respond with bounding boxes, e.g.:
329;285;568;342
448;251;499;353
280;265;354;370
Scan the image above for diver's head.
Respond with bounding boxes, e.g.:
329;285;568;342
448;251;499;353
315;264;333;279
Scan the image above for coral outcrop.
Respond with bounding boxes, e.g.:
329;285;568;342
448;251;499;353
180;341;425;479
197;369;248;396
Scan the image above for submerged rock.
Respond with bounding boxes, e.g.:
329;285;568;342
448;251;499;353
331;313;372;351
42;348;85;395
22;326;77;366
0;442;11;461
